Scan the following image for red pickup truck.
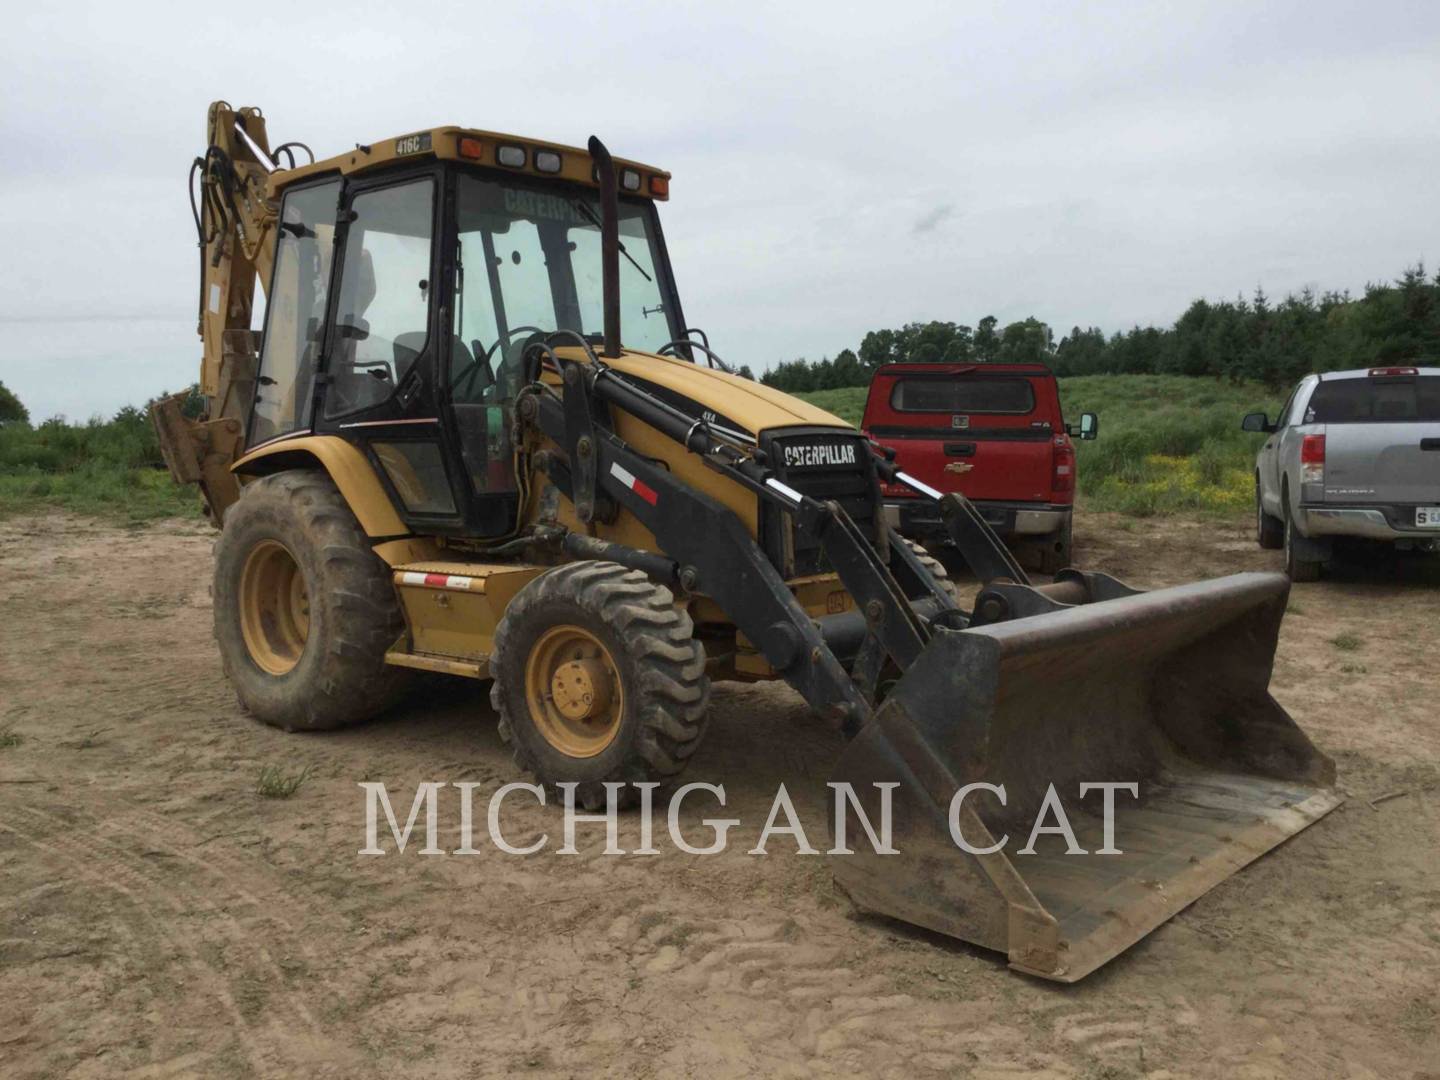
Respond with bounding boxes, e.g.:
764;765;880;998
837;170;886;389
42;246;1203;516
861;363;1097;573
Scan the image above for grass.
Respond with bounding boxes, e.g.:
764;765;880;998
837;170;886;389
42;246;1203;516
0;465;199;523
2;373;1279;525
0;726;22;749
1329;632;1363;651
0;410;202;524
798;374;1284;517
256;764;314;799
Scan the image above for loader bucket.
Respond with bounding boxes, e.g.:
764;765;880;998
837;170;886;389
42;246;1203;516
830;571;1340;982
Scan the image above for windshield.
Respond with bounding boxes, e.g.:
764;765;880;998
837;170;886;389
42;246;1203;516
452;174;678;380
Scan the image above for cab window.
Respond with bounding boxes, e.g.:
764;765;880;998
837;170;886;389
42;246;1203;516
251;179;340;445
890;377;1036;414
327;179;435;418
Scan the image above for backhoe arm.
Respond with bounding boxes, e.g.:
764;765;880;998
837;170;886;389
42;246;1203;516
153;102;284;523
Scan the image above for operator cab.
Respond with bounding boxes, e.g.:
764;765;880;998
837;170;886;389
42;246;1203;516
249;130;686;538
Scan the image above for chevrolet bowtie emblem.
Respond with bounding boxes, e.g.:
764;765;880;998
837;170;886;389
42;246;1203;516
945;462;974;474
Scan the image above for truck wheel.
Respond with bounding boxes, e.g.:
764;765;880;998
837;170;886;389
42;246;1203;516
1035;518;1074;576
1256;477;1283;550
212;470;410;730
490;561;710;810
1284;511;1322;582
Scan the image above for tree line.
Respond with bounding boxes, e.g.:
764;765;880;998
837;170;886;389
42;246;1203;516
760;262;1440;392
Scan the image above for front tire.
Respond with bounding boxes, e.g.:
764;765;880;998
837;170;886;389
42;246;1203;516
213;470;409;730
897;537;960;605
490;561;710;809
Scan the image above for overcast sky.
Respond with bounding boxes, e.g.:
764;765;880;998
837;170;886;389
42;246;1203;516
2;0;1437;420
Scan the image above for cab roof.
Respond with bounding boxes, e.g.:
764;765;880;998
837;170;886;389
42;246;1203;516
268;125;670;201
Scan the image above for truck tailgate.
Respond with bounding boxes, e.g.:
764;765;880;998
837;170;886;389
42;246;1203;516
883;429;1055;502
1323;422;1440;504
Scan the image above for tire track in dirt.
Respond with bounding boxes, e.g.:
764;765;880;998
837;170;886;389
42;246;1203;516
3;802;353;1076
603;906;1029;1073
0;817;273;1076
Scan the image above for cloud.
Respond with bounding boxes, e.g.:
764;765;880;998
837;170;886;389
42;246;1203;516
2;0;1439;418
912;204;955;235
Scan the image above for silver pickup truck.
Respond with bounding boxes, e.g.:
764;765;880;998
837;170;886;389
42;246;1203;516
1244;365;1440;580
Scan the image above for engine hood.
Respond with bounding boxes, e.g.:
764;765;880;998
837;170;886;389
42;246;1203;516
601;349;852;439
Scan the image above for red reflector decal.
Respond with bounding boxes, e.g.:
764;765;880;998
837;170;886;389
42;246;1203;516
610;462;659;506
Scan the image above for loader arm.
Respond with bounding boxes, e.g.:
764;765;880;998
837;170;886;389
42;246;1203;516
529;336;1338;982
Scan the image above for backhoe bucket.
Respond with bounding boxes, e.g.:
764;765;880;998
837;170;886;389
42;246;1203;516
830;571;1340;982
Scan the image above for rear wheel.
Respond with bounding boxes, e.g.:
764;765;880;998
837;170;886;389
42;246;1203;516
1034;518;1074;576
1256;477;1283;550
1283;498;1322;583
491;561;710;809
213;470;410;730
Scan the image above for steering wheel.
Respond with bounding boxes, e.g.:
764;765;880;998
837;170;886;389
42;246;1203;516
452;326;547;400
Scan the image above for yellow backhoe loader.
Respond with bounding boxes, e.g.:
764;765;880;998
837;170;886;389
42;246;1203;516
153;102;1340;982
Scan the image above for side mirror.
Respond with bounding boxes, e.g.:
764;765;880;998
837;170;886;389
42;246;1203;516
1241;412;1274;434
1066;412;1099;440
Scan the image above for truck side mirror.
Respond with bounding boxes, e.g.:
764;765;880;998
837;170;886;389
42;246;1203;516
1066;413;1099;440
1241;412;1274;434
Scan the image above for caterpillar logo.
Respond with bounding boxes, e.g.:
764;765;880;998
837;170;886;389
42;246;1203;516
782;442;858;469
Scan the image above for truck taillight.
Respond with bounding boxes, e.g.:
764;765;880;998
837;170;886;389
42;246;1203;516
1052;440;1075;494
1300;433;1325;483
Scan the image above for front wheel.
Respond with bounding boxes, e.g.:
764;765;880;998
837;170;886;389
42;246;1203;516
490;561;710;809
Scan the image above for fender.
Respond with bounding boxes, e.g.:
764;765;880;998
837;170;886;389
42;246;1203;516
232;434;407;539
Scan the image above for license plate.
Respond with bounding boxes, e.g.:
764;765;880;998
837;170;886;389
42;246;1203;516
1416;507;1440;528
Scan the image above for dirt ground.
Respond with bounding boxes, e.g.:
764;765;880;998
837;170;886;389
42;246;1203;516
1;510;1437;1079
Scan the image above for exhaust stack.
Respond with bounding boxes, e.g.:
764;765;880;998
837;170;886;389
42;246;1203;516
587;135;622;359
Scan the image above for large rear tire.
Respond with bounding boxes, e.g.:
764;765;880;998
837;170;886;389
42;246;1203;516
213;470;409;730
491;561;710;810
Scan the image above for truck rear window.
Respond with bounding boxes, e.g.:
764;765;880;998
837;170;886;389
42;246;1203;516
889;377;1036;414
1306;375;1440;423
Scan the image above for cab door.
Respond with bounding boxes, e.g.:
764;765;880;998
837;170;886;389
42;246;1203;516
320;172;468;530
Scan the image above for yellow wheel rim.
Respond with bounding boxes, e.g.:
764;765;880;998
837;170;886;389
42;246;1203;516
239;540;310;676
523;624;624;758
